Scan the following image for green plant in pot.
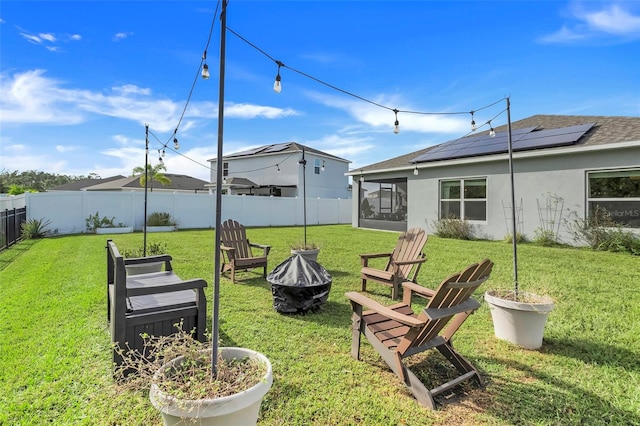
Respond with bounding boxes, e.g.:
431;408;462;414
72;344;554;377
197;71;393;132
484;98;554;350
116;327;273;426
289;240;320;261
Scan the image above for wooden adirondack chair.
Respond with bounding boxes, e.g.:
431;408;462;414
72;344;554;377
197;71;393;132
220;219;271;283
346;258;494;409
360;227;428;300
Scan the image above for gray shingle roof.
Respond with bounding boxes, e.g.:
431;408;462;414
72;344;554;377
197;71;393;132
355;114;640;173
213;142;350;163
81;174;209;191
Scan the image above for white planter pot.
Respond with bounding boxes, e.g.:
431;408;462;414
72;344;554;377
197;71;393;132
150;347;273;426
484;290;554;350
96;226;133;235
146;225;176;233
290;248;320;262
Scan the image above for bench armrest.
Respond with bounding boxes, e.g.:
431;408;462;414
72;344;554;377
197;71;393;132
124;254;172;265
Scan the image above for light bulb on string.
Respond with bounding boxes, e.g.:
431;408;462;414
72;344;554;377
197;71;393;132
413;166;419;176
321;161;325;172
174;138;180;150
201;50;210;80
359;172;364;182
470;111;476;132
161;149;165;158
489;121;496;138
276;164;280;173
393;109;400;134
273;60;283;93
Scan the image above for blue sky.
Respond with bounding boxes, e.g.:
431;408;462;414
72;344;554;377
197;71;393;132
1;1;639;182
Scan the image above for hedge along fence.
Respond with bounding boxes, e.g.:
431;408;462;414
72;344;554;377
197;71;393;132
20;191;352;235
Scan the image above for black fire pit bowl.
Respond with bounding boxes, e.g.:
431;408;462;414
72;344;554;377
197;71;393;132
267;254;332;314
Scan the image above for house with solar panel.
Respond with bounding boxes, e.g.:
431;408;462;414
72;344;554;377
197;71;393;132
207;142;351;199
347;115;640;244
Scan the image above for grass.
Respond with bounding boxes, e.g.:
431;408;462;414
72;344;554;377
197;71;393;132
1;225;639;425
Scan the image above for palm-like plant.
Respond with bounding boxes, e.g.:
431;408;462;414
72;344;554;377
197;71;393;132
132;164;171;192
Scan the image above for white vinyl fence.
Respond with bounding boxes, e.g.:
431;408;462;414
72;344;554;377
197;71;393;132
11;191;351;235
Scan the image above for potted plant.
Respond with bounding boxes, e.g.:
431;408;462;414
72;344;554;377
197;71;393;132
116;327;273;426
484;98;554;350
146;212;177;233
289;240;320;261
86;211;133;234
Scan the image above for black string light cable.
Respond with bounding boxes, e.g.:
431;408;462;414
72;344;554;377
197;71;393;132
226;26;507;133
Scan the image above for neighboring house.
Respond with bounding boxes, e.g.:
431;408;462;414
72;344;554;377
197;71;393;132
207;142;351;199
347;115;640;244
48;175;126;191
49;174;209;193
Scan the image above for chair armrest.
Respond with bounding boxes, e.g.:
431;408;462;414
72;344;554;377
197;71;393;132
249;242;271;256
360;252;392;260
402;281;436;300
345;292;425;327
423;298;480;320
127;278;208;297
393;257;427;267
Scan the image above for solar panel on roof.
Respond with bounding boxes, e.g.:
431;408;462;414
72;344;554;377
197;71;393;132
410;124;593;164
227;146;268;157
263;143;291;153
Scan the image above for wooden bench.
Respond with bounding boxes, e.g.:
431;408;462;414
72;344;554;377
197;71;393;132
106;239;208;367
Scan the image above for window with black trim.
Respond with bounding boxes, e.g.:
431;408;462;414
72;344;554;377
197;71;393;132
587;169;640;228
440;178;487;221
223;162;229;177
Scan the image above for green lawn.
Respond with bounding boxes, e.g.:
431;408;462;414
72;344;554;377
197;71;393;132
1;225;639;425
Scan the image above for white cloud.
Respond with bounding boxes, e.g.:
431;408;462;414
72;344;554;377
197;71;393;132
113;32;133;41
540;3;640;43
0;70;299;134
55;145;76;153
307;91;468;135
20;32;42;44
39;33;56;42
70;34;82;41
225;102;300;119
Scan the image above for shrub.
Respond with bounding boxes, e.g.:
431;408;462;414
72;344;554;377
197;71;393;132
566;206;640;255
533;228;560;247
85;212;118;232
503;232;527;244
121;242;168;258
21;218;51;239
432;215;474;240
147;212;176;227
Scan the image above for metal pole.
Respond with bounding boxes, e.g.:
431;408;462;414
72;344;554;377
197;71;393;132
212;0;227;376
506;97;519;298
143;124;149;256
299;147;307;247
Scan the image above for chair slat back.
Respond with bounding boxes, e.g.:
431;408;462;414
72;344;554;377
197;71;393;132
220;219;252;259
400;259;493;353
389;228;428;277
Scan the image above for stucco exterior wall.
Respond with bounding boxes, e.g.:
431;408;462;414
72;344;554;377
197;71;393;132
353;144;639;245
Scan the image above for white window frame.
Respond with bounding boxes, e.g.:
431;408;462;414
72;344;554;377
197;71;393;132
439;177;487;222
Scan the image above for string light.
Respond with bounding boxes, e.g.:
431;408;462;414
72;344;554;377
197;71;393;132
489;121;496;138
321;160;325;172
202;51;210;79
273;60;284;93
413;165;419;176
359;171;364;182
393;109;400;134
276;164;280;173
470;111;477;131
173;138;180;150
